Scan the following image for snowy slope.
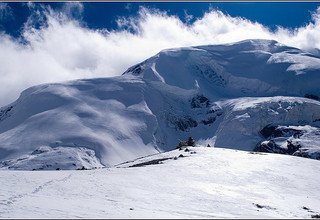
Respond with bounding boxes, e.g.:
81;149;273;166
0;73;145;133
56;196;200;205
214;97;320;151
124;39;320;98
0;146;103;170
0;147;320;218
1;39;320;169
0;76;162;168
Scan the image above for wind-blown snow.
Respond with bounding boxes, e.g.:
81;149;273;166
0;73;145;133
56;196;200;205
0;147;319;218
0;39;320;169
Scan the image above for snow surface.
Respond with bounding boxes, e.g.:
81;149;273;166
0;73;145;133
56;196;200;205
214;97;320;151
0;146;103;170
1;39;320;169
0;147;320;218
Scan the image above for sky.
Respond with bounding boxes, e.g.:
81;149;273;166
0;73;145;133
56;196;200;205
0;2;320;106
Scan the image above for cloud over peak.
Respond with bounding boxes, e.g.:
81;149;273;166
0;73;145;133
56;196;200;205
0;3;320;106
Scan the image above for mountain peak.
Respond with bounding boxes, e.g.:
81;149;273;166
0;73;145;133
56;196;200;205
123;39;319;96
1;40;320;170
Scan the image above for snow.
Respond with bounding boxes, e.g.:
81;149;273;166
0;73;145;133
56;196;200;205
0;146;103;170
0;147;319;218
214;96;320;151
0;39;320;169
255;125;320;160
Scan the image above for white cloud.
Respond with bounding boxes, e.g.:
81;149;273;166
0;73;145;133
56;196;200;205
0;4;320;106
62;1;84;19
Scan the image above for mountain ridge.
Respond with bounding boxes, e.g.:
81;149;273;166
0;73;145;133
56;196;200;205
1;39;320;170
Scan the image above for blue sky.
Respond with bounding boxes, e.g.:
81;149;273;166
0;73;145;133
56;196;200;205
1;2;319;37
82;2;319;29
1;2;320;106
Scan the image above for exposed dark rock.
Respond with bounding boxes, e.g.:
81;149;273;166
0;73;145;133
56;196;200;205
248;152;267;155
293;150;320;160
77;166;87;170
260;125;304;139
303;206;310;211
167;114;198;131
260;125;281;138
202;108;222;126
287;140;301;154
177;141;188;149
257;125;320;160
123;63;144;76
202;117;216;125
292;150;308;158
254;140;287;154
192;65;226;87
253;203;276;210
31;146;51;155
255;139;304;156
206;108;222;115
129;157;174;167
312;214;320;219
176;117;198;131
191;95;210;108
187;136;196;147
176;137;196;149
302;206;315;213
0;106;13;121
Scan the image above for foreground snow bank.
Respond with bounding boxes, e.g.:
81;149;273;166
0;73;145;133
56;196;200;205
0;147;319;218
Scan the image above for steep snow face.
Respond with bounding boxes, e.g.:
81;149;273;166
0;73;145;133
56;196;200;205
254;124;320;160
124;39;320;98
214;97;320;151
1;39;320;169
1;147;320;218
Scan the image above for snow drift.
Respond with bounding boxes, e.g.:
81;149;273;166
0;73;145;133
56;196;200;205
1;39;320;169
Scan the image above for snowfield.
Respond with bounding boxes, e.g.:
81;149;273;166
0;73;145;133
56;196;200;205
0;147;320;218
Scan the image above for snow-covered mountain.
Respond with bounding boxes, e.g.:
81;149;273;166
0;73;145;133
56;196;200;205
1;39;320;170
